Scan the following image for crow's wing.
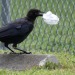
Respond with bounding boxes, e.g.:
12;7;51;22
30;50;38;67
0;19;33;38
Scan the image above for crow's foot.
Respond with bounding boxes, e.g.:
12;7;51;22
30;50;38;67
9;51;17;54
21;51;32;54
9;51;31;54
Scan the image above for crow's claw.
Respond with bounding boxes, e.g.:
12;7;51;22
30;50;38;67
9;50;31;54
22;51;32;54
9;51;17;54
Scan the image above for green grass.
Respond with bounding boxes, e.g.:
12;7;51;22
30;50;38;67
0;50;75;75
0;69;75;75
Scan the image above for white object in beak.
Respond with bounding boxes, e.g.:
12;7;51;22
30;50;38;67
43;11;59;25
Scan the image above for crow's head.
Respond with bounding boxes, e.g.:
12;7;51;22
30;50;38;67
26;9;43;23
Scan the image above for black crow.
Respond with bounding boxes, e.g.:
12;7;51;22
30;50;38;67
0;9;43;54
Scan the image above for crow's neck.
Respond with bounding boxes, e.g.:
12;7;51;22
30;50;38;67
26;17;36;24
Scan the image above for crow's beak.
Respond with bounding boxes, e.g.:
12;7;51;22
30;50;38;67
39;12;44;16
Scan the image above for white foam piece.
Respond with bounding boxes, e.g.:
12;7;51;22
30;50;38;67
43;11;59;25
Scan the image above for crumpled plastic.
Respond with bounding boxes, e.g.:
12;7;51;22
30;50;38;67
43;11;59;25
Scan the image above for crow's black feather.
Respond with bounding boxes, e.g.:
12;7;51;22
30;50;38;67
0;9;43;54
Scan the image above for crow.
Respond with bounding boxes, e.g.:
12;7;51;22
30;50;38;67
0;9;43;54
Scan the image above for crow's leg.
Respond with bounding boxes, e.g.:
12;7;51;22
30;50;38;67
4;43;15;53
13;44;31;54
